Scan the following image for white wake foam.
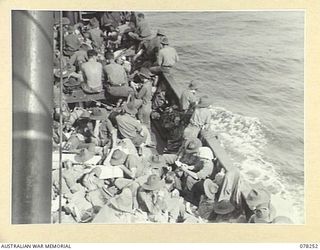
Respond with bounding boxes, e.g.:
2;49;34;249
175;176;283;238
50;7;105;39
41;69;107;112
208;107;304;223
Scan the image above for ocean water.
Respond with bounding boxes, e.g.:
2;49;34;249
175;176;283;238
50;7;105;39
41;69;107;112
146;11;304;223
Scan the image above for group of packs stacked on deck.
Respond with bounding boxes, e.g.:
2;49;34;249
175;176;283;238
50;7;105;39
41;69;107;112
51;11;293;224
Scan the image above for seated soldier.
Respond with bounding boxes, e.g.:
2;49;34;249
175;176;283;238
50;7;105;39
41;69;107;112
69;43;89;70
87;17;104;51
243;188;272;221
105;25;122;51
211;200;238;223
53;49;68;69
150;37;179;74
63;118;97;152
147;154;171;178
133;29;166;65
82;32;93;49
63;25;81;56
137;174;186;223
248;201;277;223
121;21;137;49
63;107;115;151
104;52;134;99
137;174;168;222
52;160;85;199
177;147;215;206
64;107;90;129
92;188;134;224
88;107;117;149
100;11;123;28
80;49;104;93
115;102;148;150
163;137;203;168
162;138;202;193
116;56;132;74
197;179;219;221
163;171;187;223
109;149;144;179
128;13;152;42
59;167;106;223
108;148;147;209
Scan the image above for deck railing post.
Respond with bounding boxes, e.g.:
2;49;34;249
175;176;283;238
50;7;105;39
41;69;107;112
12;10;54;224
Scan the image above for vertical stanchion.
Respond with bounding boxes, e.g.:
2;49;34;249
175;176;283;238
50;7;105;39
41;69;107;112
12;11;54;224
58;10;63;224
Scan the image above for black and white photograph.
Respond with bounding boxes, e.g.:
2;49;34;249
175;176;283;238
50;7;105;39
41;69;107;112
12;10;304;225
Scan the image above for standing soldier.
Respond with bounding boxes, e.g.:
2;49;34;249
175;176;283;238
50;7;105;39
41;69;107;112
183;95;212;140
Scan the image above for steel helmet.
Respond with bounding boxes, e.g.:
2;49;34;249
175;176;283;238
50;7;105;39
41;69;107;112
198;147;214;160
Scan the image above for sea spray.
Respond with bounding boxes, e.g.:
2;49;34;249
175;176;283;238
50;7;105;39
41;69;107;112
209;106;302;223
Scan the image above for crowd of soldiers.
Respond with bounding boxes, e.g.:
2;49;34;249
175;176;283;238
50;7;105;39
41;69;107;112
51;11;293;224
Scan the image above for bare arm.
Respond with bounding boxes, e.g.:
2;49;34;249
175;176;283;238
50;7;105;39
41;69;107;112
182;168;199;180
80;64;87;82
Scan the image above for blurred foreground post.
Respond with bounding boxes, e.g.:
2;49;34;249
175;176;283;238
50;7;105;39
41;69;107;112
12;10;54;224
